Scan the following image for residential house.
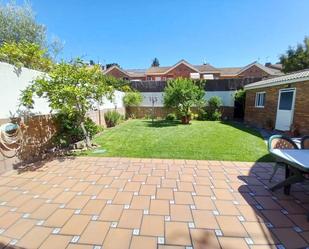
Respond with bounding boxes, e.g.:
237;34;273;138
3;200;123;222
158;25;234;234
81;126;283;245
244;69;309;135
103;59;283;81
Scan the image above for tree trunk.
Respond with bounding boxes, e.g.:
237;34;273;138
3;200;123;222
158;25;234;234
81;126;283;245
80;121;92;148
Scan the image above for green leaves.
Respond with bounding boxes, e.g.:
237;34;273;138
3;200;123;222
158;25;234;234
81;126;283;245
123;92;143;107
163;78;205;117
280;37;309;73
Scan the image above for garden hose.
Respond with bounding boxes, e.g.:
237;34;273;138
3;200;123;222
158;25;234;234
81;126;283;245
0;123;23;158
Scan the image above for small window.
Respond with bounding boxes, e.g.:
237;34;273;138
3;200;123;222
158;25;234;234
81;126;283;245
255;92;266;108
147;76;152;80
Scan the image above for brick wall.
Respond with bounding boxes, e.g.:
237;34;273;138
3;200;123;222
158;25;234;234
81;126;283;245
105;67;129;79
244;80;309;134
239;65;270;79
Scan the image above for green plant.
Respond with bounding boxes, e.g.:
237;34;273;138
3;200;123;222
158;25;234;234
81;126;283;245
234;89;246;103
163;78;205;124
123;92;143;107
0;41;53;71
104;110;123;127
166;113;177;121
54;113;102;148
20;59;115;147
207;96;222;121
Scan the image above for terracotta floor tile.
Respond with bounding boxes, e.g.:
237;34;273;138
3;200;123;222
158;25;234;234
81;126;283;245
242;221;277;245
124;182;141;192
218;237;249;249
79;221;110;244
99;204;123;221
113;192;133;205
215;200;240;215
81;199;106;215
130;235;156;249
140;215;164;236
237;205;263;222
190;229;220;249
66;195;91;209
211;180;230;189
61;214;91;235
139;185;156;195
216;216;248;237
18;198;45;213
53;191;76;204
97;188;118;200
83;185;103;195
39;234;72;249
254;196;281;210
40;188;63;199
146;176;161;185
158;246;185;249
30;203;59;220
130;196;150;210
103;228;132;249
288;214;309;230
70;182;90;192
171;204;193;222
174;192;194;205
110;179;127;189
194;185;213;196
162;179;177;188
132;175;147;182
165;221;191;246
0;212;21;229
192;210;219;229
44;209;74;227
213;189;234;200
17;226;52;249
261;210;294;227
177;182;194;192
272;227;307;248
67;244;93;249
4;219;36;239
157;188;174;200
118;209;143;229
193;196;215;210
150;199;170;215
8;194;32;206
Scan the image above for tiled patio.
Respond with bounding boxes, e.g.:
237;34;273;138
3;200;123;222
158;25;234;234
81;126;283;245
0;157;309;249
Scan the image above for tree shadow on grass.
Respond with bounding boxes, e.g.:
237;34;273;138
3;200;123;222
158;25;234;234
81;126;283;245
143;119;182;128
220;121;265;139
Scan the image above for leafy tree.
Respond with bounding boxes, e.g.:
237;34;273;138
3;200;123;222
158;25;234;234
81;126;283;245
164;78;205;124
280;37;309;73
207;96;222;121
123;92;143;107
151;57;160;67
0;1;46;47
0;41;53;71
106;63;120;69
20;59;115;147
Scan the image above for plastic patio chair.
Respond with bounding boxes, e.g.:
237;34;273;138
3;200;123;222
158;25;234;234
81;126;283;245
268;135;299;182
301;136;309;149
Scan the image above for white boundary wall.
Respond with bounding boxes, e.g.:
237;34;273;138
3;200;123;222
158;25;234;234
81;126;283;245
140;91;236;107
0;62;125;118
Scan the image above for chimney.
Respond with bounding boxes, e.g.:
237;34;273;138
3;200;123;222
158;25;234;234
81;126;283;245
265;62;271;67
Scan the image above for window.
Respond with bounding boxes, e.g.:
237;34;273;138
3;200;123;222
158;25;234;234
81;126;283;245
147;76;152;80
190;73;200;79
203;74;214;80
255;92;265;108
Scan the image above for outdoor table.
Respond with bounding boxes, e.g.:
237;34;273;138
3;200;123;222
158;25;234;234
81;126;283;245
270;149;309;195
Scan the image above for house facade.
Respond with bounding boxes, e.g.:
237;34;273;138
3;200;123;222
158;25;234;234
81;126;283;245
244;70;309;135
103;59;283;81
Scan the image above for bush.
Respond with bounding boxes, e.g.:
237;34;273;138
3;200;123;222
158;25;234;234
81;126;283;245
123;92;142;107
104;110;123;127
54;113;102;148
166;113;177;121
207;96;222;121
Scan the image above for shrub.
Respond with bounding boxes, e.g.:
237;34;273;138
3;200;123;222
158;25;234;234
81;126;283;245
163;78;205;124
123;92;142;107
207;96;222;121
54;113;102;148
104;110;123;127
166;113;176;121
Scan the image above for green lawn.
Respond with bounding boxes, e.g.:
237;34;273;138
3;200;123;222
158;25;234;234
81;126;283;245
87;119;271;161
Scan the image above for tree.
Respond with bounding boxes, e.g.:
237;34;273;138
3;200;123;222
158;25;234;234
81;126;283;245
164;78;205;124
280;37;309;73
0;41;53;71
123;92;143;107
106;63;120;69
151;57;160;67
0;1;46;47
20;59;115;147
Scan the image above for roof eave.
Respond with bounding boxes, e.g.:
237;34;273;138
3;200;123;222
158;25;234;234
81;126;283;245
244;76;309;90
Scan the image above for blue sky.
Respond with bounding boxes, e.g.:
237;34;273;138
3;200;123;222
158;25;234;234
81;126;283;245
17;0;309;68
